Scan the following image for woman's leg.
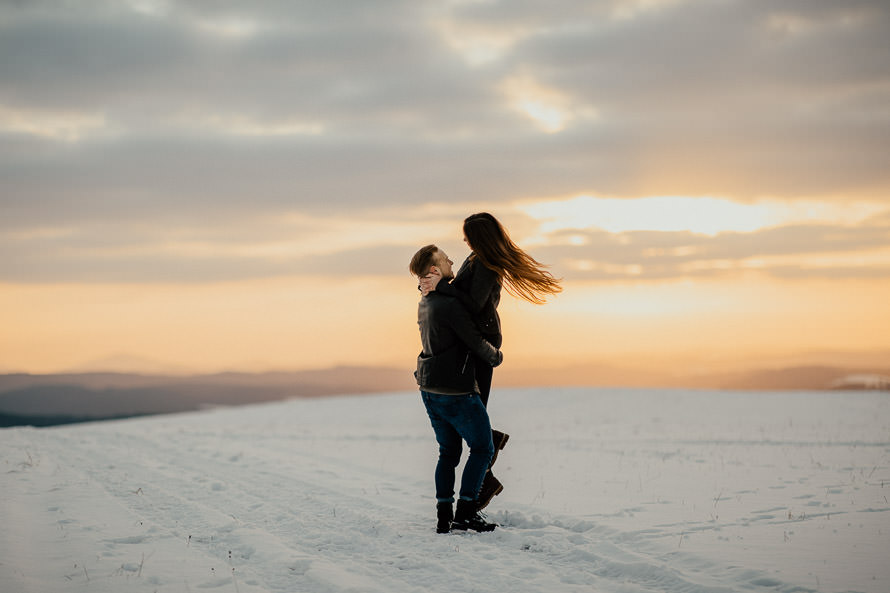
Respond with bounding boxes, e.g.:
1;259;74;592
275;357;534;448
475;360;494;408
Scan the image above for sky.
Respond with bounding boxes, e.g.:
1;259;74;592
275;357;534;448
1;0;889;378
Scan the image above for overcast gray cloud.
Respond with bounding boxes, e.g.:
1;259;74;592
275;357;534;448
1;239;415;283
2;0;889;281
4;205;888;283
533;213;890;281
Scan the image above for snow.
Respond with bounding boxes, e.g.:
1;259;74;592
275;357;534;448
2;387;888;593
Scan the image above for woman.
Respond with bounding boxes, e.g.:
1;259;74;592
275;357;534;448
421;212;562;508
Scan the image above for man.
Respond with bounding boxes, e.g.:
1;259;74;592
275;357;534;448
409;244;502;533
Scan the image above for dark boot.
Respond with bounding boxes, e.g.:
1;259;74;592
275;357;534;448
436;502;453;534
490;429;510;468
476;470;504;511
452;499;496;532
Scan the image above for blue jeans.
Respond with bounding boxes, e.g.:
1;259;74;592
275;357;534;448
421;391;494;503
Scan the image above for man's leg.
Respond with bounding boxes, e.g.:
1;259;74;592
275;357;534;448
446;393;497;532
423;392;496;532
421;392;463;503
449;394;494;502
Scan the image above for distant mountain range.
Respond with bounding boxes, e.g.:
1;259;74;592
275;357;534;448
0;367;416;427
495;363;890;392
1;363;887;427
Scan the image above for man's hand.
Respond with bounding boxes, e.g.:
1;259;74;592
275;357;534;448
419;268;443;296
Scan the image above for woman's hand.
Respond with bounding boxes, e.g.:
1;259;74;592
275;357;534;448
419;268;443;296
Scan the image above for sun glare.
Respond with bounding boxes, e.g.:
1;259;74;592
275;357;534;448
500;75;594;133
519;195;886;237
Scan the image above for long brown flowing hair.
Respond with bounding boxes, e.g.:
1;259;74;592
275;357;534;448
463;212;562;304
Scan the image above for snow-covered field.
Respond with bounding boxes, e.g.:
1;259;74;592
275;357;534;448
1;387;888;593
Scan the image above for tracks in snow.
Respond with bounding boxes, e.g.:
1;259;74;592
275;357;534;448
30;419;774;593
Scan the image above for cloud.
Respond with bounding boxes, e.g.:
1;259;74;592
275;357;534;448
493;0;890;196
533;214;890;281
4;202;888;283
1;0;889;282
0;3;486;127
0;239;416;283
0;206;465;282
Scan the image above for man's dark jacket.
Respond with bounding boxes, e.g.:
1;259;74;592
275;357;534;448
435;256;502;348
415;291;502;393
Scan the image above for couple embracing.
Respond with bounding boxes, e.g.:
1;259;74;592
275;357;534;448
409;213;561;534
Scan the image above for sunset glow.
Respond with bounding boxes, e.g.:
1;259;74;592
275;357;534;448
2;1;889;384
519;195;887;236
